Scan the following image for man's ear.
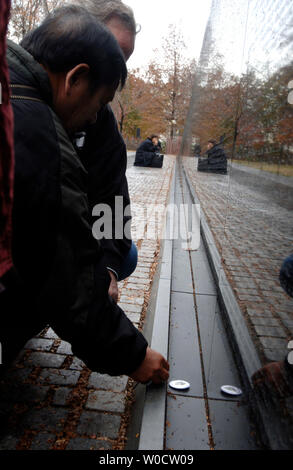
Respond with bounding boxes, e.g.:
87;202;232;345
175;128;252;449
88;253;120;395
64;64;90;95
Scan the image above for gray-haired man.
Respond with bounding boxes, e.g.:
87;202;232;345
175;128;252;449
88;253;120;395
70;1;169;384
72;0;136;301
80;0;136;60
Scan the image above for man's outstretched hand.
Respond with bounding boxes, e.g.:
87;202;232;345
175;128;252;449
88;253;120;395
130;347;169;385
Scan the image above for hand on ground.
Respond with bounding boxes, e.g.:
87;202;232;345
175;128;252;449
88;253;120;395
130;347;169;385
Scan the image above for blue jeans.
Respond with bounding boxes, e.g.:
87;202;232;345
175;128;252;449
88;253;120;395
117;242;138;281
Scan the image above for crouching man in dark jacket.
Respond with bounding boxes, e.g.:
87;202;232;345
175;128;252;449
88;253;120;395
1;6;169;383
134;135;164;168
198;139;228;175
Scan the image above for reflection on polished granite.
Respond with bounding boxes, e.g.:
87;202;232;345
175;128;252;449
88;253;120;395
183;156;293;364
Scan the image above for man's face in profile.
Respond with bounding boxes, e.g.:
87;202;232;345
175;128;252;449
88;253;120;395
49;63;116;136
65;83;116;135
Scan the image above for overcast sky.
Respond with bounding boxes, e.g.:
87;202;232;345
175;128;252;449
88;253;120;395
125;0;212;71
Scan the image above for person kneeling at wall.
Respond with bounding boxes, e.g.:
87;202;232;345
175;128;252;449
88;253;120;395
134;135;164;168
197;139;227;175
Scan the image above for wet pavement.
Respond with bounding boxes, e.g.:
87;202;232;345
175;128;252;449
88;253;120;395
164;165;259;450
183;157;293;364
0;155;175;450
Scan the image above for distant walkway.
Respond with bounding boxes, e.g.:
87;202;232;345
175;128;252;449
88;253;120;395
231;161;293;188
229;162;293;212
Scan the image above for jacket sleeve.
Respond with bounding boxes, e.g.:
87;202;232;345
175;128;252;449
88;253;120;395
71;254;148;376
81;106;132;276
46;243;148;376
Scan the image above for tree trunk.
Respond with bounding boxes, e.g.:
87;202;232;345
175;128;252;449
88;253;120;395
232;115;240;159
42;0;49;15
118;99;125;134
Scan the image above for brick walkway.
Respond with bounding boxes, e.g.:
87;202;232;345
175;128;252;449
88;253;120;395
0;156;175;450
183;157;293;365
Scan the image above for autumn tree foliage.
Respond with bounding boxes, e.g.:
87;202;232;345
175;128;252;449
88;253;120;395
252;63;293;160
113;24;196;142
159;24;195;139
192;64;239;153
112;65;167;140
190;59;293;163
111;68;167;138
9;0;63;41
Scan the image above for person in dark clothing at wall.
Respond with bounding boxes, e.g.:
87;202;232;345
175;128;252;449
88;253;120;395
194;144;201;158
197;139;228;174
134;134;164;168
2;6;169;383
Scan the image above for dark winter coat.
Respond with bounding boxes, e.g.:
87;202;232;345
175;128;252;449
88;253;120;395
78;105;132;278
0;0;14;279
198;144;227;174
2;40;147;375
134;138;157;167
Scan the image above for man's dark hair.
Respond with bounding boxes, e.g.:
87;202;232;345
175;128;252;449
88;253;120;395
150;134;159;140
208;139;217;146
20;5;127;91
